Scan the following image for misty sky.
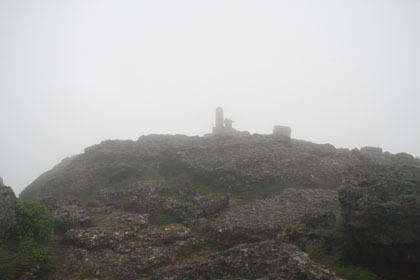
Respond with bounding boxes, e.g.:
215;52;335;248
1;0;419;195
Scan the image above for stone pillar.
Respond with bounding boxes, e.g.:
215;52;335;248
273;125;292;138
216;107;224;130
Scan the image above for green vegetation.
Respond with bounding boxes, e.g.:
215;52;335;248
276;229;287;243
148;210;178;226
193;220;223;250
303;209;381;280
13;201;54;242
305;242;381;280
230;183;284;205
315;208;344;237
0;201;55;280
54;218;74;234
186;202;197;216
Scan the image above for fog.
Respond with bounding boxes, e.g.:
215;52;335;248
0;0;419;195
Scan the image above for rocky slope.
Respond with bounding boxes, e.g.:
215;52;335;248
9;134;420;279
39;187;342;280
212;188;339;247
152;241;343;280
19;134;418;200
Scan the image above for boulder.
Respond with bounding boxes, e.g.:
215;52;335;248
212;188;339;246
99;181;229;222
339;165;420;265
0;178;17;239
57;210;203;279
152;241;343;280
192;194;229;216
360;146;382;154
40;196;91;230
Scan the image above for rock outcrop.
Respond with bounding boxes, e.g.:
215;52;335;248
339;165;420;265
40;196;91;229
0;177;17;239
212;188;339;246
51;208;204;279
98;180;229;223
152;241;343;280
15;134;420;280
20;134;419;201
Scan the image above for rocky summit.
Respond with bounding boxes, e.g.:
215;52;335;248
19;134;418;200
2;134;420;280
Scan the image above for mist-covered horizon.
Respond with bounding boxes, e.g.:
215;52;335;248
1;0;419;195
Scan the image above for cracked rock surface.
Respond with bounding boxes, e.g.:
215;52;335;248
339;164;420;264
212;188;339;246
151;241;343;280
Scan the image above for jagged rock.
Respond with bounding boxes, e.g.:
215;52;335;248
360;146;383;154
98;181;229;223
22;134;419;201
212;188;339;246
54;210;203;279
152;241;343;280
40;196;91;229
15;134;420;279
301;211;336;230
0;178;17;239
339;165;420;265
192;194;229;216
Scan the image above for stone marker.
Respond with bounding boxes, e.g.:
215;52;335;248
273;125;292;138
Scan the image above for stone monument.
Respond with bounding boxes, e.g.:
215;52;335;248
273;125;292;139
212;107;236;135
213;107;225;134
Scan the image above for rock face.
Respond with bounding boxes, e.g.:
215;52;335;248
0;178;17;239
40;196;91;228
52;207;204;279
98;180;229;223
212;188;339;246
152;241;343;280
339;165;420;265
15;134;420;279
20;134;419;201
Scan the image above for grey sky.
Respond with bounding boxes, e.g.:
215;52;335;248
1;0;419;195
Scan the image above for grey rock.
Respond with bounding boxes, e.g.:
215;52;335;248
212;188;339;246
20;135;419;200
192;194;229;216
0;178;17;239
360;146;383;154
273;125;292;138
56;210;203;279
152;241;343;280
99;181;229;222
41;196;91;229
339;165;420;264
